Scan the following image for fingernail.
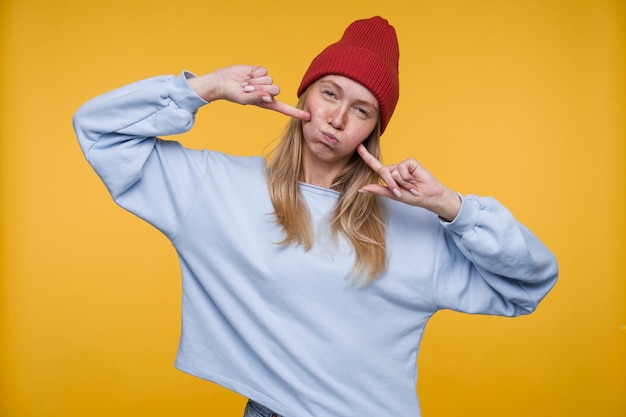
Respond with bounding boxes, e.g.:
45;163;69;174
393;188;402;198
358;189;370;194
241;81;249;87
243;85;255;92
262;96;272;103
410;189;420;196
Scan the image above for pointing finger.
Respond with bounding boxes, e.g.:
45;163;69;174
357;144;402;198
264;99;311;121
357;144;384;172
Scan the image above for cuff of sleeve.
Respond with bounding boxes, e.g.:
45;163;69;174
441;194;481;236
167;71;209;114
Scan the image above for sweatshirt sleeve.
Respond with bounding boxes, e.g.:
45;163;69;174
72;72;210;238
433;194;558;316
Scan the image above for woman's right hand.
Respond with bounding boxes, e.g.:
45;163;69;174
188;65;310;121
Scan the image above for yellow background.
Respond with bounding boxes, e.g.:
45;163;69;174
1;0;624;416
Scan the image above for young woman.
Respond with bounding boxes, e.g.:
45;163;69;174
73;16;558;417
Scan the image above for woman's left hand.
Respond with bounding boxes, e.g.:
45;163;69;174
357;144;461;222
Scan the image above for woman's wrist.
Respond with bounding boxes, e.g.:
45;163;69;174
187;72;222;102
435;189;462;222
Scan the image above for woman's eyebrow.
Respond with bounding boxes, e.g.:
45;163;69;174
318;79;343;91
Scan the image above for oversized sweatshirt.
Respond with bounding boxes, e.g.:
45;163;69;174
73;71;559;417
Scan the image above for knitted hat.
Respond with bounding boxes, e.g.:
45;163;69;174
297;16;400;134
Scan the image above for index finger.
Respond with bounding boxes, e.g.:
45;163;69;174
264;99;311;121
357;144;384;172
357;144;402;197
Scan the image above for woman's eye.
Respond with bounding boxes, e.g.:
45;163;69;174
323;90;335;98
357;107;369;117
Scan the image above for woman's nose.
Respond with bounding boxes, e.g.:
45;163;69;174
327;107;346;130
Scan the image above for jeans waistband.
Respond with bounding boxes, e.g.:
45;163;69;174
244;400;281;417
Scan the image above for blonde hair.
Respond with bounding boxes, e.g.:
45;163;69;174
266;91;387;284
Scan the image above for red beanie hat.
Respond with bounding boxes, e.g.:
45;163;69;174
297;16;400;134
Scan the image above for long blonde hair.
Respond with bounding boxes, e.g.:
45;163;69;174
266;91;388;284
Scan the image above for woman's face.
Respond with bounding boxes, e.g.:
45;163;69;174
301;75;379;172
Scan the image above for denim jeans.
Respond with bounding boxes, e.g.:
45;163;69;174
242;400;282;417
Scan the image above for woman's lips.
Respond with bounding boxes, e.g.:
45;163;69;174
321;131;339;146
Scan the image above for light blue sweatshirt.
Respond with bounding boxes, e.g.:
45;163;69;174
73;72;558;417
